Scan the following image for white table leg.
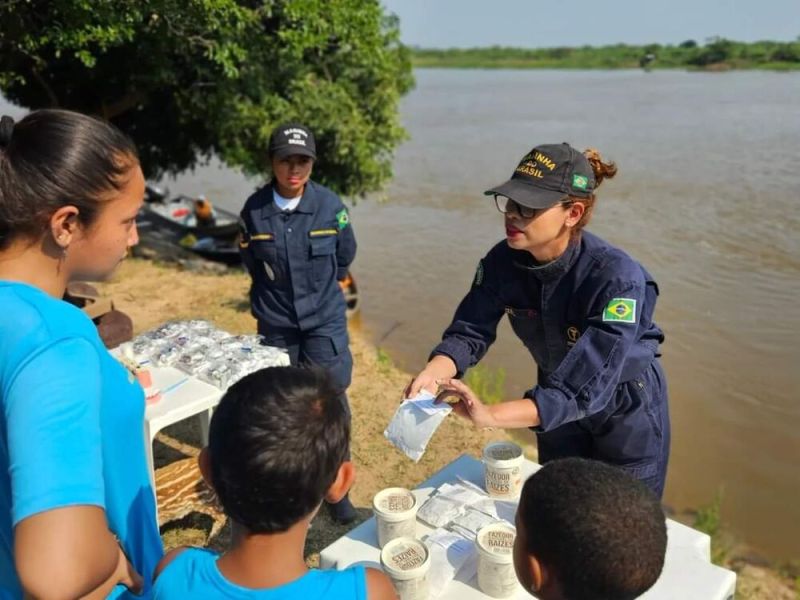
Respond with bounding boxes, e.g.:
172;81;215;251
143;420;157;489
198;408;213;446
143;419;160;523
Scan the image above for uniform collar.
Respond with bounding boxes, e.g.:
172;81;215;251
260;182;316;218
294;183;316;214
512;236;581;282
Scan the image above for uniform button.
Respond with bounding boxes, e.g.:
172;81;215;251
287;228;292;233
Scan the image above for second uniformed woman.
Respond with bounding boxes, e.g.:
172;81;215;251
239;123;358;522
406;143;671;497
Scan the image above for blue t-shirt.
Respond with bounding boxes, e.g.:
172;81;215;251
154;548;367;599
0;281;163;598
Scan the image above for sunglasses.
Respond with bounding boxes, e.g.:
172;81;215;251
493;194;571;219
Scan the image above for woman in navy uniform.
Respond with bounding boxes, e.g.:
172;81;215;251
239;123;358;521
407;143;670;497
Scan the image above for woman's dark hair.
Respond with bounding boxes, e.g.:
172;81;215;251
520;458;666;600
0;109;139;250
567;148;618;236
208;366;350;534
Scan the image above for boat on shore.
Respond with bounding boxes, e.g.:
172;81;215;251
179;235;242;266
140;184;239;240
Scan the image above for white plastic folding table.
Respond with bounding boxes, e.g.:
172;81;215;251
142;365;224;486
320;454;736;600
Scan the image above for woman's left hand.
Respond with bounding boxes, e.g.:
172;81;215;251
435;378;496;429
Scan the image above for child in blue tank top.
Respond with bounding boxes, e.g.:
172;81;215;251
153;367;396;600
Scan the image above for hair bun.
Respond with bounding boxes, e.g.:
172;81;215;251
0;115;14;148
583;148;617;188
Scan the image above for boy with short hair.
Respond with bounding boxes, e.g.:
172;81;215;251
153;367;396;599
513;458;667;600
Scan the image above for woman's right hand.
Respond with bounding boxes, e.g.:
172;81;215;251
404;370;439;399
404;355;458;399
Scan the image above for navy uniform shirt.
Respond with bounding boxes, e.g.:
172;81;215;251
432;231;664;432
239;181;356;331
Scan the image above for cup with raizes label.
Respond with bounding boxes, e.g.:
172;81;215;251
373;487;418;548
380;537;430;600
482;441;524;498
476;522;518;598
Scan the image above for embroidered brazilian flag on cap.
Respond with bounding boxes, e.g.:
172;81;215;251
572;174;589;191
602;298;636;323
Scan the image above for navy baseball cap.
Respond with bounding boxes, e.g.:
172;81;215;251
268;123;317;160
484;143;595;209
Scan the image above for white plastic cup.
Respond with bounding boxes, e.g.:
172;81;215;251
373;487;418;548
482;441;524;498
476;522;518;598
380;536;431;600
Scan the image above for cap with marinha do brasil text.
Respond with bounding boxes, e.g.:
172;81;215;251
268;123;317;160
484;142;594;209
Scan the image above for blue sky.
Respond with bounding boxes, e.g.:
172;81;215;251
381;0;800;48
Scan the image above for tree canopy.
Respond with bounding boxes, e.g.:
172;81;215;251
0;0;414;196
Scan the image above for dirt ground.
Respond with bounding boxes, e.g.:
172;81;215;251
97;258;797;599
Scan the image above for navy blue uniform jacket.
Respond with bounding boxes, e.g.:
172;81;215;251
432;231;664;433
239;181;356;331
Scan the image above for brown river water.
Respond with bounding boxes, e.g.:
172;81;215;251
5;68;798;560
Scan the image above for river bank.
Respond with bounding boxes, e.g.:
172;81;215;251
95;256;797;599
411;58;800;71
410;41;800;71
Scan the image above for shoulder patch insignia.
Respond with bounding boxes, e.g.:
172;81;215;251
602;298;637;323
336;208;350;230
474;260;484;287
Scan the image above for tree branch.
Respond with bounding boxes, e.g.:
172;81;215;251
29;67;59;107
101;90;147;119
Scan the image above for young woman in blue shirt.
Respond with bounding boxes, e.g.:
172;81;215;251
0;110;162;598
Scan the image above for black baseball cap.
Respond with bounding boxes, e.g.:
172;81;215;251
268;123;316;160
484;143;595;209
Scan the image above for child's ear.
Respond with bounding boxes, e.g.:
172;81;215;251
324;460;355;504
529;554;546;595
198;447;214;491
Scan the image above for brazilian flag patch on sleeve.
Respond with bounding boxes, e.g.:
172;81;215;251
602;298;637;323
336;208;350;230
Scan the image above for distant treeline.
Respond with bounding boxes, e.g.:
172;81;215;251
411;38;800;70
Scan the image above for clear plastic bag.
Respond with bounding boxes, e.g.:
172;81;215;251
418;494;465;528
128;321;290;386
197;361;235;389
424;529;478;598
447;506;498;541
384;392;452;462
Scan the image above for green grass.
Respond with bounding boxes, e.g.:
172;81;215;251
375;347;393;375
693;489;732;565
464;364;506;406
776;561;800;597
